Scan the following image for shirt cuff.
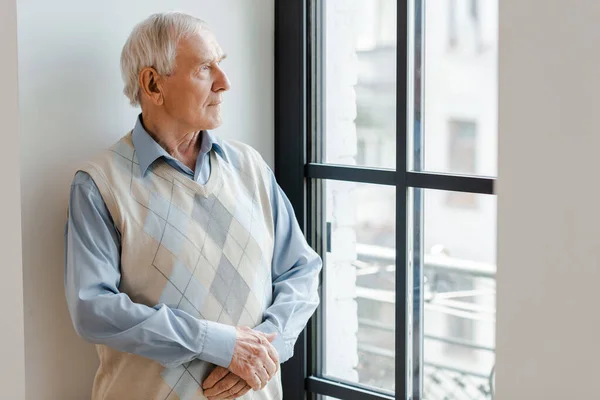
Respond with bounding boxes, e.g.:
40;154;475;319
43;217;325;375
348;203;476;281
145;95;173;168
199;321;237;368
254;320;290;363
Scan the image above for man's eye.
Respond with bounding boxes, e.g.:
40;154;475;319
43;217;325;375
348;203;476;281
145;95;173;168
201;65;210;71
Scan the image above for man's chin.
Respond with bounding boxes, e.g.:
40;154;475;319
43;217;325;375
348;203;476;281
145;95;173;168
196;116;222;131
207;116;223;130
206;120;222;131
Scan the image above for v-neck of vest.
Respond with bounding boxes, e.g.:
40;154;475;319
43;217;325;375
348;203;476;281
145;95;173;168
150;150;222;198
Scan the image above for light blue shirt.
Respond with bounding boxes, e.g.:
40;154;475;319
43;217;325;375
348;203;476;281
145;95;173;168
64;116;321;368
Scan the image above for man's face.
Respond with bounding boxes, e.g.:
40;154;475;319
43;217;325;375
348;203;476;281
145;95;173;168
160;29;230;131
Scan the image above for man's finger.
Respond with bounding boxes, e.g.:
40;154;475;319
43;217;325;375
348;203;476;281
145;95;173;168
234;385;252;398
215;380;247;400
263;332;277;343
204;373;241;397
263;356;277;379
256;366;269;390
265;341;279;367
202;366;230;390
224;384;252;400
249;372;262;391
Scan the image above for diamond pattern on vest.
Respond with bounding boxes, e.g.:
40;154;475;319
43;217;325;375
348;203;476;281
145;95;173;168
87;135;280;399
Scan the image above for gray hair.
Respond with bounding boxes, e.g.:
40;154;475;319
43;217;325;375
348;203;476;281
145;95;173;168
120;11;206;106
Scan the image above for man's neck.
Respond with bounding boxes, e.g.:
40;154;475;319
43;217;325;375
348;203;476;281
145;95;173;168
140;113;203;172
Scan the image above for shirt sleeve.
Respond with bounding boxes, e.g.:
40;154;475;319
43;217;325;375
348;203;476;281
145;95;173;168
253;169;322;363
64;171;237;369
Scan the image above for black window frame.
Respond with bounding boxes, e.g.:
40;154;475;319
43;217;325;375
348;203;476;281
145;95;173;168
274;1;496;399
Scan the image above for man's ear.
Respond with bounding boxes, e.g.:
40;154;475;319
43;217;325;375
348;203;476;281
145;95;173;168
139;67;164;106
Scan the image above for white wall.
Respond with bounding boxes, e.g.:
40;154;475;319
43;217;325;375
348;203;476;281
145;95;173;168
496;1;600;399
16;1;273;398
0;0;26;398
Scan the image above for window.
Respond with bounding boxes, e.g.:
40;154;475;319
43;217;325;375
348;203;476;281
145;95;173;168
275;1;497;399
448;0;458;49
448;0;484;52
446;120;477;208
448;120;476;175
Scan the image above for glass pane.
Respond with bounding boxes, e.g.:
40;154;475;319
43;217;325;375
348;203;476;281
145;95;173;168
320;0;396;169
416;0;498;177
412;188;496;399
320;180;396;394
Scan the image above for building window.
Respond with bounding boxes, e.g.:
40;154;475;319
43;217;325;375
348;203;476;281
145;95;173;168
275;0;498;399
448;0;484;52
449;0;458;49
447;120;478;208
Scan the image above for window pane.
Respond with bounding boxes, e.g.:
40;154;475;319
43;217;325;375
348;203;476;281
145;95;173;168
320;0;396;169
411;188;496;399
320;180;396;394
416;0;498;177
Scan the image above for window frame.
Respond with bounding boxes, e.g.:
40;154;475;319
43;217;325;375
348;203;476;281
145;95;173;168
274;1;496;399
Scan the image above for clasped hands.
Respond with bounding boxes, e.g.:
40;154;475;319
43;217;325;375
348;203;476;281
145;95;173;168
202;326;279;400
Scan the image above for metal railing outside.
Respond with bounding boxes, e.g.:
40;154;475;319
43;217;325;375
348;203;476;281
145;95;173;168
354;244;496;399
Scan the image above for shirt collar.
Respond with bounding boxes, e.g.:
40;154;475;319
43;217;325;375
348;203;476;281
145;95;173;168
131;114;229;176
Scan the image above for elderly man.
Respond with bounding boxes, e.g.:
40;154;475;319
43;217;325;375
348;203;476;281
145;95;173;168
64;11;321;400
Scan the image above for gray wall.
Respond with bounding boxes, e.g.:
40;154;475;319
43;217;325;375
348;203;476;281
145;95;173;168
0;0;25;397
496;1;600;398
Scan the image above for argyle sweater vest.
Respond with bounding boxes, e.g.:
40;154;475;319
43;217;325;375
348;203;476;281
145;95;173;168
81;133;281;400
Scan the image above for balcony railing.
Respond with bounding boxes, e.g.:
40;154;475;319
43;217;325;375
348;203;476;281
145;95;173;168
353;244;496;399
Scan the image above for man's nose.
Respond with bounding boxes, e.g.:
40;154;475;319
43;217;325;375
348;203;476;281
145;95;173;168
213;66;231;92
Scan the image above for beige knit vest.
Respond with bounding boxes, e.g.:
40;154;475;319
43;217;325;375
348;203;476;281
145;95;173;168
81;133;281;400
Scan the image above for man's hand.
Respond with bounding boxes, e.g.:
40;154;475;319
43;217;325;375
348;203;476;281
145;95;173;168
202;367;251;400
226;326;280;391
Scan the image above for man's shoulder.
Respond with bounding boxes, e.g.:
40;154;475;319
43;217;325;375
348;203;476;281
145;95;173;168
75;131;135;178
216;137;266;166
217;137;259;155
